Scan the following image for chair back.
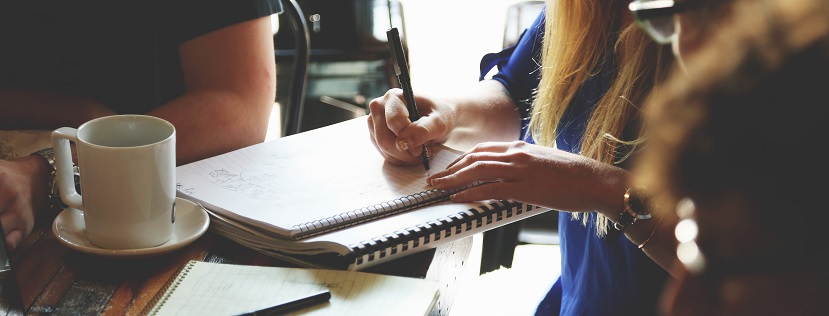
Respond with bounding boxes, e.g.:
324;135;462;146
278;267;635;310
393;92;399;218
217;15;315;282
279;0;311;137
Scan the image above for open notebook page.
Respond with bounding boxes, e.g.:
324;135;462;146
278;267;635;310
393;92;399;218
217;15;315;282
176;117;463;238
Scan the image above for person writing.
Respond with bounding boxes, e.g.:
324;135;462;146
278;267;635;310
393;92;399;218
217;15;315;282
368;1;676;314
635;0;829;314
373;0;752;313
0;0;283;250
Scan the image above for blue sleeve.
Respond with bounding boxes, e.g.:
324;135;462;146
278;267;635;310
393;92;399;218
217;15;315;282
479;7;545;133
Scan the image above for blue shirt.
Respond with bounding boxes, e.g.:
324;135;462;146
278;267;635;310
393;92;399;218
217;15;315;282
479;8;668;316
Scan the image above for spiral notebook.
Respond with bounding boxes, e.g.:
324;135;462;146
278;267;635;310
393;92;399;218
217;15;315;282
176;117;549;270
143;260;438;316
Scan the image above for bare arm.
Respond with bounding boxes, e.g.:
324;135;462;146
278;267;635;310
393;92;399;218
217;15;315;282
628;207;681;277
428;140;679;275
0;15;276;250
440;80;524;150
149;16;276;165
0;16;276;166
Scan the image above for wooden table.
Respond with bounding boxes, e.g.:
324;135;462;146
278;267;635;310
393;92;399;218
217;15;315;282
2;213;476;316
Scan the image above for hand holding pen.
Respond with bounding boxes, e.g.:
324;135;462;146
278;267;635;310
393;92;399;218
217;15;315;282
386;27;431;171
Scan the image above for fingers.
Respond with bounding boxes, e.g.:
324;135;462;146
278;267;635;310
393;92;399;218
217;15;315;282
368;89;440;165
429;154;517;189
5;230;21;252
367;124;416;166
448;181;517;203
0;160;40;252
432;142;514;177
0;209;28;253
368;91;415;164
382;90;414;135
396;93;443;148
426;141;533;201
368;89;411;135
381;91;432;155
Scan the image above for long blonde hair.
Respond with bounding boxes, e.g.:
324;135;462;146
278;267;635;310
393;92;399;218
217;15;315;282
529;0;673;235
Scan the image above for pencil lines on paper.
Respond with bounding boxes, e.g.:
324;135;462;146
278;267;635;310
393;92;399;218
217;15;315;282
193;150;292;201
207;169;280;200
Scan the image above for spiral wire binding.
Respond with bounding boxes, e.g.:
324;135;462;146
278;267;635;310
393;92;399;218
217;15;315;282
347;200;542;267
141;260;197;316
293;183;478;239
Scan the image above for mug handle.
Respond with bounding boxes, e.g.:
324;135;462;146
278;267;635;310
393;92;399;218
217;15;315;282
51;127;83;210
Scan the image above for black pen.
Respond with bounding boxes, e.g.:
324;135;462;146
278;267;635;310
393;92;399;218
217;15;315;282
386;27;430;171
237;289;331;315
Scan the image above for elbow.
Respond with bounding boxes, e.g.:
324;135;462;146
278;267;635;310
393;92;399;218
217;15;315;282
244;70;277;144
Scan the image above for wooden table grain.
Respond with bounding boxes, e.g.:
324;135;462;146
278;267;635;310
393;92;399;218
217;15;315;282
1;213;475;316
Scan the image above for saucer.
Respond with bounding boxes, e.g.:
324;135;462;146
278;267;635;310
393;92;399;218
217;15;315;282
52;197;209;258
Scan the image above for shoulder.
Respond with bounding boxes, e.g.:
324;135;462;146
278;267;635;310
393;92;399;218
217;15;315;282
166;0;283;43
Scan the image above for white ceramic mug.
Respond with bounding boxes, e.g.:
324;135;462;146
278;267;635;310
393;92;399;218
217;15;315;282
52;115;176;250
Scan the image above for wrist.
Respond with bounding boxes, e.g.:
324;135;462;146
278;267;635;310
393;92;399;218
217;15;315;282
591;173;630;219
30;148;78;213
613;186;655;231
17;154;52;212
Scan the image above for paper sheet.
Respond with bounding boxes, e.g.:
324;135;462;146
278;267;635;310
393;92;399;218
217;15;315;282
175;117;462;238
147;261;438;316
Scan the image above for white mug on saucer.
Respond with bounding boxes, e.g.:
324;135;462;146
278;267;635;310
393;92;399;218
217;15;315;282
52;115;176;250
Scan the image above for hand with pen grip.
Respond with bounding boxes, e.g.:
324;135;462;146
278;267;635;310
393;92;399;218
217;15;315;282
367;29;523;173
383;27;430;170
367;87;455;169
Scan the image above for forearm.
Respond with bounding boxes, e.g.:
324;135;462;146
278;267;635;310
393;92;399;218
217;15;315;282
0;88;115;129
570;165;679;276
590;170;679;275
636;214;680;276
441;80;522;150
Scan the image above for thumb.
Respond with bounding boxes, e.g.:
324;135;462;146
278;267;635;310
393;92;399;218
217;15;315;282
397;114;444;156
5;230;21;252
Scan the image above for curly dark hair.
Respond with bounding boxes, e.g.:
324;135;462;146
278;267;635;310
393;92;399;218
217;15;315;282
639;0;829;266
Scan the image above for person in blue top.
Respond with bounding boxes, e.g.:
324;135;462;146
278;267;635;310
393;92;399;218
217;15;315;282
368;0;730;315
368;1;676;315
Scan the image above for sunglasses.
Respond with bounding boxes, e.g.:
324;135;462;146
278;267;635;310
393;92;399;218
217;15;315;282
629;0;703;44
